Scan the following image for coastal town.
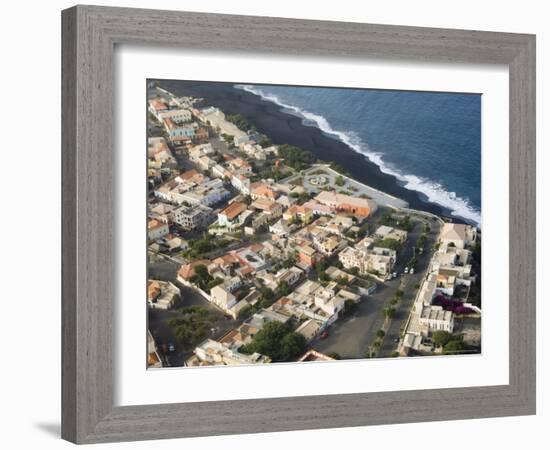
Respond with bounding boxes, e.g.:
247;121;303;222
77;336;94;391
146;83;482;368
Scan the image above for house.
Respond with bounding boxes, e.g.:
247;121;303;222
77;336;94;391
189;339;271;366
313;233;345;256
163;118;195;141
231;173;251;194
296;243;323;267
147;280;180;310
419;305;454;334
171;204;212;230
283;204;313;223
315;191;378;217
148;99;168;119
338;245;396;277
325;266;356;284
439;223;477;249
251;183;278;201
149;202;175;223
148;219;169;241
302;200;334;216
177;259;211;283
217;201;248;229
194;127;209;141
297;350;335;362
269;219;291;238
210;285;237;312
250;198;283;217
147;331;163;368
373;225;408;243
295;319;320;341
157;108;192;123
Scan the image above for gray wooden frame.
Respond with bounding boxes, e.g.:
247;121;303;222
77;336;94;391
62;4;536;444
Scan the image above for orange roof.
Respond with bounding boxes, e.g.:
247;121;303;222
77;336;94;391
148;281;161;301
148;352;161;366
220;202;247;220
178;259;211;280
179;169;199;180
149;99;167;111
148;219;165;230
251;183;277;199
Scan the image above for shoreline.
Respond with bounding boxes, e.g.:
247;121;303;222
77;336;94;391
158;80;471;225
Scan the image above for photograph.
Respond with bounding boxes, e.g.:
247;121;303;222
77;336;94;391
146;80;482;368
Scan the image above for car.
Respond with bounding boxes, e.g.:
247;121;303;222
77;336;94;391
320;331;329;340
394;338;400;343
161;343;168;353
404;267;409;274
168;343;175;353
392;272;397;279
410;267;415;274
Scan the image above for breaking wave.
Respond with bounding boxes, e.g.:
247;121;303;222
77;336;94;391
236;84;481;227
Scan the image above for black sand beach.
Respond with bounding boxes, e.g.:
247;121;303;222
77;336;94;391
157;79;457;219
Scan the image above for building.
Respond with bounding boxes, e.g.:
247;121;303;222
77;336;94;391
157;108;192;123
217;202;248;229
231;173;251;194
189;339;271;366
297;350;336;362
163;118;195;141
210;285;237;312
338;245;396;277
250;198;283;217
419;305;454;334
148;219;169;241
148;99;168;119
147;280;180;310
250;183;278;201
171;204;212;230
315;191;378;217
295;319;321;341
147;331;163;368
439;223;477;249
373;225;408;243
283;204;313;223
177;259;211;283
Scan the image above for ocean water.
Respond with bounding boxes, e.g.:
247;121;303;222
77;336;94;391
236;84;481;226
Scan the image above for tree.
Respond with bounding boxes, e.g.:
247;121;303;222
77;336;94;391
376;238;400;250
277;144;315;170
280;332;307;361
443;339;466;355
383;307;396;321
432;330;453;347
376;329;386;339
395;289;404;298
241;321;305;361
259;136;272;148
335;175;345;186
278;281;291;297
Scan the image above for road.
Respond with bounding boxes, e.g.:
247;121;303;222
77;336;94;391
148;259;241;367
310;217;441;359
378;218;441;357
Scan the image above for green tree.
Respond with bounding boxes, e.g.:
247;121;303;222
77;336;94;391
443;339;466;354
383;307;396;321
241;322;305;361
432;330;453;347
335;175;345;186
376;329;386;339
278;281;291;297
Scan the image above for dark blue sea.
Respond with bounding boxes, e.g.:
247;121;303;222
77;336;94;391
236;84;481;226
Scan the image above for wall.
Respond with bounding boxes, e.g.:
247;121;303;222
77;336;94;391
0;0;547;449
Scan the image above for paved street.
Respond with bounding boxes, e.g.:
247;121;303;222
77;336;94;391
148;259;241;367
311;216;441;359
378;218;441;357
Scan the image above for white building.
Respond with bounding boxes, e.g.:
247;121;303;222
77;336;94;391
157;108;192;123
148;219;169;241
171;204;212;230
419;305;454;334
439;223;477;249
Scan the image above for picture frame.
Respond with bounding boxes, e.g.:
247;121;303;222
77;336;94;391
61;5;536;444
